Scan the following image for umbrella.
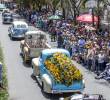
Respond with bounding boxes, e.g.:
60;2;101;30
48;15;60;20
77;14;98;23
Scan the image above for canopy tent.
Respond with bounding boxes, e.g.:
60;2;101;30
77;14;98;23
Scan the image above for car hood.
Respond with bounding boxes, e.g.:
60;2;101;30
14;29;27;34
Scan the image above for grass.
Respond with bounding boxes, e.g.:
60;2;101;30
0;45;8;100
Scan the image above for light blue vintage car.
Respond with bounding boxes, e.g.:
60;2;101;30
32;49;85;94
8;21;28;40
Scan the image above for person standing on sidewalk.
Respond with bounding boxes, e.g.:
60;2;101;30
86;47;93;70
91;42;99;72
57;34;64;48
78;36;86;54
98;51;105;72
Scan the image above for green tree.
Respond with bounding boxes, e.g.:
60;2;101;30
82;0;109;28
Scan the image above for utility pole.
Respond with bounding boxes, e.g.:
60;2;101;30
97;0;100;29
92;8;95;26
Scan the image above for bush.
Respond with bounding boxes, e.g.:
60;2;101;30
0;45;8;100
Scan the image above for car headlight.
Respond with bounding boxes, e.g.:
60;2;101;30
82;80;85;88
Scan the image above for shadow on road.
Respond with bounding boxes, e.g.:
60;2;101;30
95;80;110;87
30;74;75;100
22;61;32;68
2;23;11;25
42;92;74;100
19;53;32;68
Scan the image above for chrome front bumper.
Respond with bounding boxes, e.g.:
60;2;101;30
12;35;25;39
3;21;12;24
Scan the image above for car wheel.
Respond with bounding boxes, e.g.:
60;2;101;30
41;82;49;95
23;54;28;63
20;52;23;57
42;82;44;91
32;66;37;79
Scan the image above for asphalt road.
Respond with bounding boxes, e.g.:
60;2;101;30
0;14;110;100
0;15;53;100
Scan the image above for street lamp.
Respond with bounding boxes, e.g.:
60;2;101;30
20;1;23;9
85;0;97;26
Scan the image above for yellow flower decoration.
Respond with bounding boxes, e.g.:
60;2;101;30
44;52;83;86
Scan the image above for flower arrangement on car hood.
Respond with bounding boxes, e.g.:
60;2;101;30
44;52;82;86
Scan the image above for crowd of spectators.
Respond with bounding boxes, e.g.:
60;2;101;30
17;8;110;74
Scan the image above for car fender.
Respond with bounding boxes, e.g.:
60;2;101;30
32;58;40;76
20;40;25;49
23;46;29;55
42;74;52;93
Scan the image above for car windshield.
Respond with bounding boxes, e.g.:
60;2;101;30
0;4;6;8
26;34;46;42
16;25;27;29
4;13;12;17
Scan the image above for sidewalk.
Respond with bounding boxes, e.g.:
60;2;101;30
73;60;110;100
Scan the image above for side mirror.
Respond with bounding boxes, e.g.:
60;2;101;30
8;27;10;32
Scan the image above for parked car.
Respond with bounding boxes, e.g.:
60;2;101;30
32;49;85;93
2;8;10;16
8;21;28;40
0;4;6;12
2;12;13;24
20;31;51;63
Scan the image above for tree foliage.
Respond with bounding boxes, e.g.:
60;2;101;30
15;0;110;22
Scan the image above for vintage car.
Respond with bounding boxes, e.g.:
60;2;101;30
32;49;85;93
20;31;51;63
2;8;10;16
8;21;28;40
0;4;6;12
2;12;13;24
